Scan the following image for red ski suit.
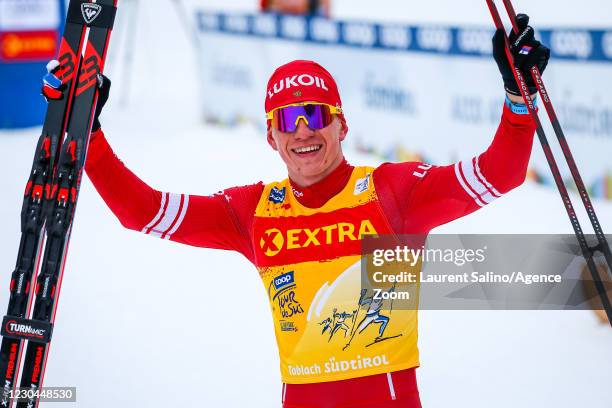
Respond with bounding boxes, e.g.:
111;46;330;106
85;104;535;407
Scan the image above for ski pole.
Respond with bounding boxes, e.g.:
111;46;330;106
500;0;612;276
485;0;612;326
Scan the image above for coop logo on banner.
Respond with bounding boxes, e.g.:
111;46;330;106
343;22;376;47
0;0;60;62
551;30;592;59
253;14;277;37
417;26;452;52
282;15;307;40
224;15;249;33
310;18;338;43
603;32;612;59
457;28;492;55
379;25;411;49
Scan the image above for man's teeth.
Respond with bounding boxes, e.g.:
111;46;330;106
293;145;322;154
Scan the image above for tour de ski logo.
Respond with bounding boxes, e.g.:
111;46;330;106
319;286;402;350
268;271;304;332
81;3;102;24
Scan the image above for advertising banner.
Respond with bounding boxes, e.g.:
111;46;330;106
195;12;612;199
0;0;63;128
0;0;60;62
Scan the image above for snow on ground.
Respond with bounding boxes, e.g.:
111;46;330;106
1;111;611;407
0;1;611;407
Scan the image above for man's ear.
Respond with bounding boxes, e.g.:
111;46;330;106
267;128;278;151
338;118;348;142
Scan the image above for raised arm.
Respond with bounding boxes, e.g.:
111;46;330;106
85;129;261;263
374;104;536;233
41;62;261;263
373;13;547;234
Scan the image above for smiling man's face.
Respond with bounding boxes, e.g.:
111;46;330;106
267;116;347;187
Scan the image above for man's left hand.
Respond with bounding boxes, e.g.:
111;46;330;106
493;13;551;97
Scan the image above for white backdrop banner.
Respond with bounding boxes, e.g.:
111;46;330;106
195;12;612;197
0;0;60;30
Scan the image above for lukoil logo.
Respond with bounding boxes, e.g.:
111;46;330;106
259;220;377;257
268;74;329;99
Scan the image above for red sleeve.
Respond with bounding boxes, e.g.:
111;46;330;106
84;129;262;263
374;104;536;234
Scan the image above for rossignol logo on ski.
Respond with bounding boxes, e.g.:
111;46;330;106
81;3;102;24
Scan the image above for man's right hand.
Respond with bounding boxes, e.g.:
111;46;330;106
42;59;111;131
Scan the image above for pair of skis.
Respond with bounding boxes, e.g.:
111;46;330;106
0;1;118;406
486;0;612;325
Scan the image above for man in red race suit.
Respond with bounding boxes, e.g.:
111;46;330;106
43;14;549;408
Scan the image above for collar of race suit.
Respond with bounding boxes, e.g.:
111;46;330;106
289;159;354;208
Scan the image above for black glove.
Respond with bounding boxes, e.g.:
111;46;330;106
492;14;550;96
42;60;111;131
92;74;111;131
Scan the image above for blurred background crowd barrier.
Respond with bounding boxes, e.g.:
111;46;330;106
1;0;611;200
196;10;612;199
0;0;65;128
260;0;330;17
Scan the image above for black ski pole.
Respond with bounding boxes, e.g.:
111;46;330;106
500;0;612;276
485;0;612;326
